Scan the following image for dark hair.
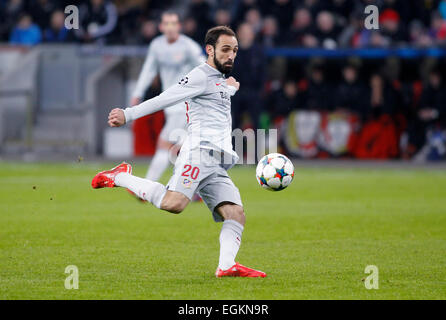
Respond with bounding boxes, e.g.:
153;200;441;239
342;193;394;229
204;26;236;48
161;10;181;22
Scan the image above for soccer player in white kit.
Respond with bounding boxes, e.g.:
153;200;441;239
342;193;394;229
131;11;205;181
92;26;266;278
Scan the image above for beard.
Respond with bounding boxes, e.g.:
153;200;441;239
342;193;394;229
214;55;233;75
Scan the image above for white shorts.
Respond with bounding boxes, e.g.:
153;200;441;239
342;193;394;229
166;148;243;222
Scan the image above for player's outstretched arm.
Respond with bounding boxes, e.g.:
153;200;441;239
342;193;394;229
122;68;207;123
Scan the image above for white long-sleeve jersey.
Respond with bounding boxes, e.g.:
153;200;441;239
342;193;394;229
132;34;205;115
124;63;239;165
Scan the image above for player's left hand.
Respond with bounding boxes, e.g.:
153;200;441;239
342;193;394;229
226;76;240;91
108;108;126;127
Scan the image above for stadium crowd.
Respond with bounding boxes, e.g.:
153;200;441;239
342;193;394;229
1;0;446;160
2;0;446;48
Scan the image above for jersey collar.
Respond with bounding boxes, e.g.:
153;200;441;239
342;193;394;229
204;62;225;77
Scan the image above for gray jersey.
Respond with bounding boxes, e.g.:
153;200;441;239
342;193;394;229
124;63;239;165
132;34;205;114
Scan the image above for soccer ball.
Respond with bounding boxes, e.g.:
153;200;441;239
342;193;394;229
256;153;294;191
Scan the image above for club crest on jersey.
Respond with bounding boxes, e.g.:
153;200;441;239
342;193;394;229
182;178;192;188
178;77;189;85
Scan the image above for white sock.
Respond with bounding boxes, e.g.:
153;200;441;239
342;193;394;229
218;220;244;270
115;173;166;208
146;149;170;181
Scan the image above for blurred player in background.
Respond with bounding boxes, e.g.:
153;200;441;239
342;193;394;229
93;26;266;278
131;11;205;181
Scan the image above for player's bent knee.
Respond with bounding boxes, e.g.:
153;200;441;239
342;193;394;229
163;199;187;214
161;191;189;214
169;202;187;214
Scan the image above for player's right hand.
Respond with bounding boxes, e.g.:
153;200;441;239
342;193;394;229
108;108;126;127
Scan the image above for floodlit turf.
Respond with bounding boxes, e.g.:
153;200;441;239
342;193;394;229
0;161;445;300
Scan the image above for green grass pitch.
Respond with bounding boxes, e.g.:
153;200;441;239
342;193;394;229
0;161;445;299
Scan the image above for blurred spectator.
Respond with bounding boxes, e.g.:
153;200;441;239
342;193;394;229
410;70;446;160
214;8;232;27
330;0;355;23
244;8;263;35
303;0;327;17
273;80;299;117
209;0;237;16
334;64;367;117
0;0;26;41
231;22;266;129
338;11;364;48
408;70;446;152
429;11;446;46
75;0;118;44
182;16;200;43
357;28;391;48
264;0;294;34
260;16;285;47
381;0;411;24
370;31;390;48
9;13;42;45
28;0;55;31
409;20;434;48
301;64;333;111
354;1;398;48
233;0;258;28
367;73;400;117
287;7;314;46
379;8;407;47
43;10;74;43
188;0;212;41
418;70;446;127
314;11;340;49
138;19;158;45
112;0;145;45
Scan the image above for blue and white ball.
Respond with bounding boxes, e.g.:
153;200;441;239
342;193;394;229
256;153;294;191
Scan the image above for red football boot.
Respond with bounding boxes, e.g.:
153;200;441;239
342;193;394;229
215;262;266;278
91;162;132;189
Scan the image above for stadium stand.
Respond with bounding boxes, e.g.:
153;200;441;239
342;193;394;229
0;0;445;161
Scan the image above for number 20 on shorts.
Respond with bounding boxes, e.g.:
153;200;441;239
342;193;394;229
181;165;200;180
